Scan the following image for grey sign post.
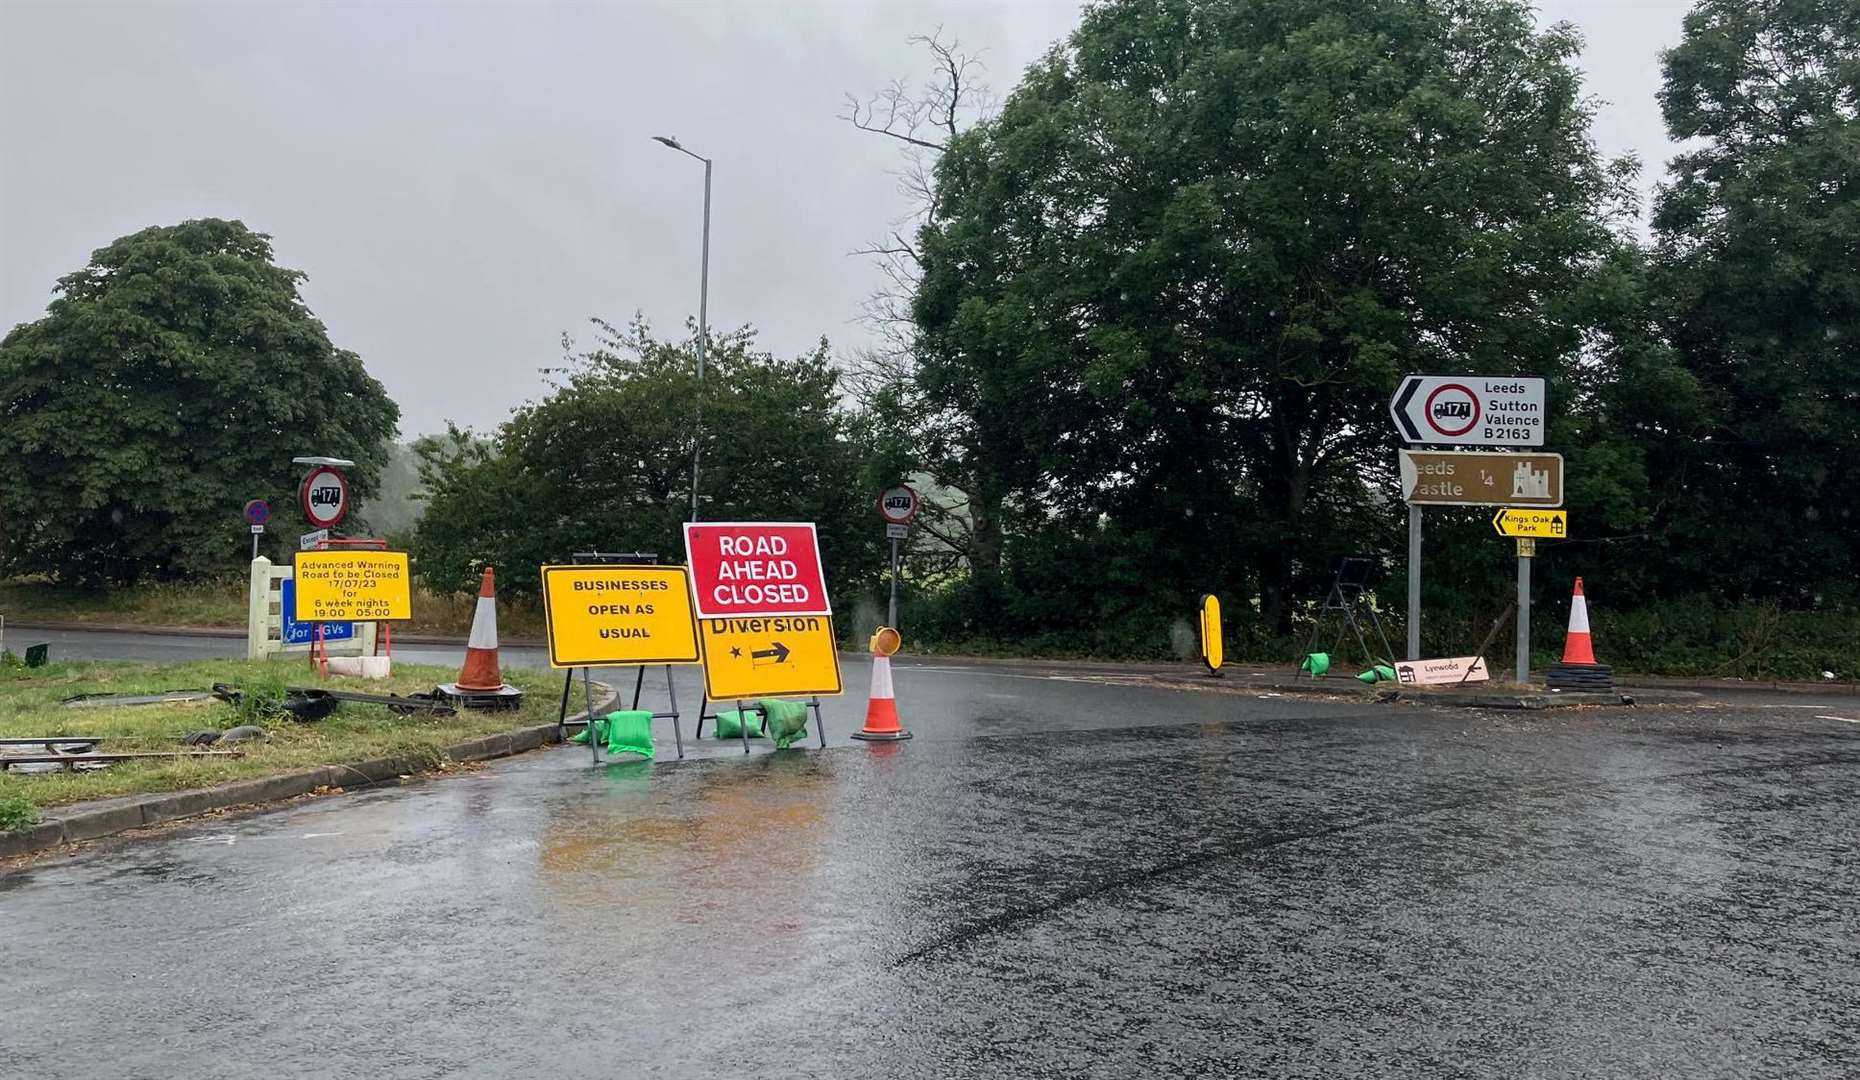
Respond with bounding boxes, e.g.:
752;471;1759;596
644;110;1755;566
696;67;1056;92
652;136;712;523
1392;373;1555;678
1399;449;1564;680
1493;516;1563;683
1517;541;1532;683
243;499;270;561
1406;506;1422;661
877;485;920;630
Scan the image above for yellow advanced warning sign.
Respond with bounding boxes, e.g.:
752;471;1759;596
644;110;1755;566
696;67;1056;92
540;565;700;669
698;615;842;700
293;550;412;622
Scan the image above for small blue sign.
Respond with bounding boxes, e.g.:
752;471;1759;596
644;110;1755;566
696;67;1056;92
280;578;355;646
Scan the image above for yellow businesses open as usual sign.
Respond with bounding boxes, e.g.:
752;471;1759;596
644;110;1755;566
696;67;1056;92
540;565;700;668
293;550;412;622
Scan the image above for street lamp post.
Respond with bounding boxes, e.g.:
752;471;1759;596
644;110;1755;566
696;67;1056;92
654;135;712;523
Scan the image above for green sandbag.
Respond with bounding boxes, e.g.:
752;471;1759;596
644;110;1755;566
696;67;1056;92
601;710;654;757
1301;652;1331;676
714;708;766;739
567;710;655;758
758;698;810;749
1356;665;1398;684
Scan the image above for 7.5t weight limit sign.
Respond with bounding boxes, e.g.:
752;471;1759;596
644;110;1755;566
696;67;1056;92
1390;375;1545;446
877;484;920;525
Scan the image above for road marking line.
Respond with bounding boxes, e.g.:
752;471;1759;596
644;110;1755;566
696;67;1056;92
910;669;1102;684
1816;716;1860;724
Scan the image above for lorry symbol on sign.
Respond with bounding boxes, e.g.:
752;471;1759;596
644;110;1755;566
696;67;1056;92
877;484;921;526
1424;384;1480;436
300;465;351;529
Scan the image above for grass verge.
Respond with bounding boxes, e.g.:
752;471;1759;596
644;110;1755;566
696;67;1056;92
0;656;560;820
0;578;549;639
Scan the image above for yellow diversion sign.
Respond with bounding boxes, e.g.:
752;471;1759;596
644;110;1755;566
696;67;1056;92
698;615;843;700
540;565;700;668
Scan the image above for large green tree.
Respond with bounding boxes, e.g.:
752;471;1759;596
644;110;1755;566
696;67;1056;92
913;0;1638;633
1651;0;1860;602
412;318;878;604
0;219;399;585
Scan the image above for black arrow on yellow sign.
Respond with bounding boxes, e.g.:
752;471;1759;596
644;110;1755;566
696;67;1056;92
751;641;791;667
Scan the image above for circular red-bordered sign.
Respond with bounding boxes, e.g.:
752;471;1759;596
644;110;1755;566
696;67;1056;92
300;466;350;529
1423;383;1480;438
877;484;920;525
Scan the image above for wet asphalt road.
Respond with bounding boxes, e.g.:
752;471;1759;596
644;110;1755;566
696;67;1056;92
17;625;544;669
5;644;1860;1077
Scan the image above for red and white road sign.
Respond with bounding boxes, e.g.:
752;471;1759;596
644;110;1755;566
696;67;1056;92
1389;374;1545;446
877;484;920;525
300;466;350;529
684;521;832;619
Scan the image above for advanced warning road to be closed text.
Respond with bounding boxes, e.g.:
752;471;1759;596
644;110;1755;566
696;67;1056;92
293;550;412;622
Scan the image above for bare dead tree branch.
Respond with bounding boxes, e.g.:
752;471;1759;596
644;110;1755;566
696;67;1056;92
841;87;949;152
840;28;997;561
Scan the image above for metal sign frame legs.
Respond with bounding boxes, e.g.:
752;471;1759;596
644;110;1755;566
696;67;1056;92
555;662;688;762
1301;559;1398;676
550;549;688;763
562;664;686;764
694;694;828;754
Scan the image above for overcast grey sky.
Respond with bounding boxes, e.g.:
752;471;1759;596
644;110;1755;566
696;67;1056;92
2;0;1694;437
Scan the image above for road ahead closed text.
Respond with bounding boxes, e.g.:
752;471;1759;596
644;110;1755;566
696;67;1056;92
684;522;832;619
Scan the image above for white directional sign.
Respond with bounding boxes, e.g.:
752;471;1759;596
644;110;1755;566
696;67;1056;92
1390;375;1546;446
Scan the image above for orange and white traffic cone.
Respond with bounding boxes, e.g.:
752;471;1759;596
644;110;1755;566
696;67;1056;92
852;627;912;742
454;567;506;692
1560;577;1598;665
1547;576;1614;690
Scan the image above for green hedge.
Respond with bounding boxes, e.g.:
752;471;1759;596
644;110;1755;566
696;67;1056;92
1563;598;1857;681
887;583;1858;680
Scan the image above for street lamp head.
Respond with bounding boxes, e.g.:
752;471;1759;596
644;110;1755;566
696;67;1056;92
653;135;682;150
